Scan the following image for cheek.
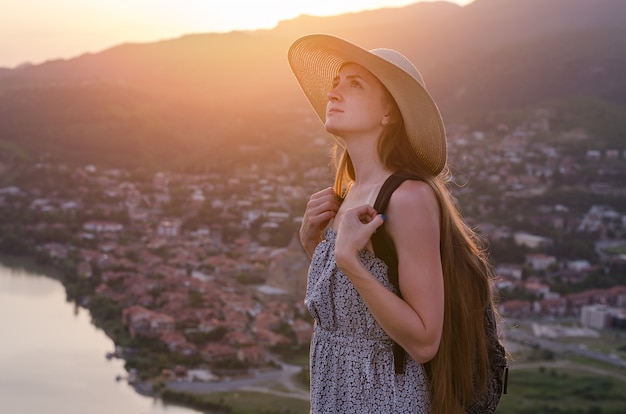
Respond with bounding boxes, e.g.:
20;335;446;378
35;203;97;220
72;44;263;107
364;101;388;122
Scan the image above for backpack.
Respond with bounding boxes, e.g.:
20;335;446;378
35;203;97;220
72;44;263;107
371;173;508;413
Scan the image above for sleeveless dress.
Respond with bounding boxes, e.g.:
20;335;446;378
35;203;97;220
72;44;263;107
305;228;431;413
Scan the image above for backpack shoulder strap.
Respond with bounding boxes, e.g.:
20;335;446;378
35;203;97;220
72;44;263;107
371;173;418;291
373;173;413;213
371;172;420;375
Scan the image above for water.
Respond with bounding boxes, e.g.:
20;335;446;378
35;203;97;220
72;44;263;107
0;261;202;414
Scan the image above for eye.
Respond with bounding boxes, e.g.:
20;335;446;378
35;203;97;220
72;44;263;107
350;80;362;88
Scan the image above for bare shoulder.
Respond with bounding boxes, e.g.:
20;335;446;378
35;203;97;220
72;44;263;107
387;179;439;217
384;179;440;241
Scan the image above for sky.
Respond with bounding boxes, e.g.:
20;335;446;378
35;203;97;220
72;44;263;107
0;0;474;69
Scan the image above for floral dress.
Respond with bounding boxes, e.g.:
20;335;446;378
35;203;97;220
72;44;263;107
305;228;431;413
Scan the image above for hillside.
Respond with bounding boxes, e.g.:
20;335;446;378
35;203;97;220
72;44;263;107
0;0;625;168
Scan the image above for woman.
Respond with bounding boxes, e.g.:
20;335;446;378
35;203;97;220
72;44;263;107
288;34;502;413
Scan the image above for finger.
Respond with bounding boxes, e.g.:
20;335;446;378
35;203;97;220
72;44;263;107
305;209;337;230
350;204;378;217
310;187;337;202
309;197;341;217
358;209;376;224
308;188;339;207
365;214;385;231
306;203;337;223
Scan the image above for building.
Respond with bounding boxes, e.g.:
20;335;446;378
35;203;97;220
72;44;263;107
122;305;175;338
265;233;309;300
157;219;182;237
83;220;124;233
580;304;626;330
525;254;557;271
514;232;552;249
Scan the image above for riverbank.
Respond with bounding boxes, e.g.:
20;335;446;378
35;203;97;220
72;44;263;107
0;264;206;414
0;252;311;413
0;253;64;280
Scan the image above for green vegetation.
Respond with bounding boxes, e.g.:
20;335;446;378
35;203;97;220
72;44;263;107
607;245;626;255
185;326;229;345
88;294;127;339
162;390;309;414
122;336;204;381
496;365;626;413
295;369;310;390
270;343;309;367
547;97;626;150
0;140;31;161
161;389;231;413
158;357;626;414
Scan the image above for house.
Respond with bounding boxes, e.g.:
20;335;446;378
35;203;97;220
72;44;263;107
237;345;266;365
201;343;237;362
524;280;556;298
565;289;612;315
254;328;291;347
567;260;591;272
122;305;175;338
225;331;256;348
580;304;611;330
535;297;567;317
83;220;124;233
252;310;282;332
149;313;176;335
609;286;626;307
499;300;532;318
39;243;68;260
525;254;557;271
291;319;314;345
160;332;197;356
157;219;181;237
585;150;601;161
122;306;153;337
514;232;552;249
495;264;523;280
76;261;93;278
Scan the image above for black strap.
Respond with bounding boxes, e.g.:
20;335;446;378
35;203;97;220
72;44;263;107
372;173;419;290
371;173;420;374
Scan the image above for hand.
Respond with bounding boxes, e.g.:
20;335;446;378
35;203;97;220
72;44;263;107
299;187;341;257
334;204;385;272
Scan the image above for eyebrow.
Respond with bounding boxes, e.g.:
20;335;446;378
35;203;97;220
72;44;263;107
332;74;367;84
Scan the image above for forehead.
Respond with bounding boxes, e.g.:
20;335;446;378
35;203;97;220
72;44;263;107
336;62;379;82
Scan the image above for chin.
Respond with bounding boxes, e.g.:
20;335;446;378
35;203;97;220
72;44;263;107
324;122;342;136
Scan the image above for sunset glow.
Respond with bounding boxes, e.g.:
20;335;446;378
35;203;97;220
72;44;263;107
1;0;474;68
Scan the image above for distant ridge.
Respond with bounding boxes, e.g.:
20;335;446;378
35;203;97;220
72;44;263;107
0;0;624;168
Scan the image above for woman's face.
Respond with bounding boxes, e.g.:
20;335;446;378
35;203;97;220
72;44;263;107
324;63;392;139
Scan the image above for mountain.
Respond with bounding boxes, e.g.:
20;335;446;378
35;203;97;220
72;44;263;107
0;0;625;168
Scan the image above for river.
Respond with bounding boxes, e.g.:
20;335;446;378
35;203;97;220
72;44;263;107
0;260;203;414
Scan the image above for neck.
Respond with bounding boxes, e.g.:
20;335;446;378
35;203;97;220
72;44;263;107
343;133;393;187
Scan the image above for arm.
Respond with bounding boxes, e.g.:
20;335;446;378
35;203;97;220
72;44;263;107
334;180;444;363
299;187;342;258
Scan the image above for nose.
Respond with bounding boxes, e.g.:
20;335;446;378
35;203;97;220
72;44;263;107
327;86;340;102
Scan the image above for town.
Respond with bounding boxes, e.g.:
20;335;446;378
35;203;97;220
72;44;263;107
0;107;625;387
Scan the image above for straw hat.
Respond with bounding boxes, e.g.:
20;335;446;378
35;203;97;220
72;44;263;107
287;34;447;176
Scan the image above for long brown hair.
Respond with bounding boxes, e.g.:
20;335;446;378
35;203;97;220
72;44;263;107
332;100;499;413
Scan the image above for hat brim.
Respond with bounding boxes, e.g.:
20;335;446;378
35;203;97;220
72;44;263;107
288;34;446;176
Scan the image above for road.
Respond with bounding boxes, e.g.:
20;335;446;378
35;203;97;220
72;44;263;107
506;329;626;370
165;362;310;401
162;330;626;400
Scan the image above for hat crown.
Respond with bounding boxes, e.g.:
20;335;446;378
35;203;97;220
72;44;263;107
370;48;425;87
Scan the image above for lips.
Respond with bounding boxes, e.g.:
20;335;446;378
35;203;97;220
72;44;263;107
326;107;343;116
